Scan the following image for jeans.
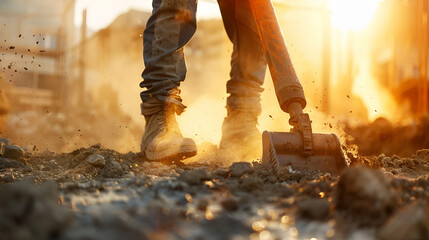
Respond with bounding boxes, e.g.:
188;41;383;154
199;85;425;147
141;0;266;115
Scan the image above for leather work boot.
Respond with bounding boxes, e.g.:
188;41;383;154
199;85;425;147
219;110;262;159
140;99;197;163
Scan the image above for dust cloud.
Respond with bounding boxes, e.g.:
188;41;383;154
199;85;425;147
1;9;400;158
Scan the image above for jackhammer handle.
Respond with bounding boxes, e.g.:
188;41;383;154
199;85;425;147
288;102;303;126
248;0;307;114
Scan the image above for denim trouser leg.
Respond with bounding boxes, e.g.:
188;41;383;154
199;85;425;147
140;0;197;114
218;0;267;115
141;0;266;115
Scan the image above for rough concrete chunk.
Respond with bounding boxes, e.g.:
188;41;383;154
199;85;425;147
335;166;395;226
88;154;106;168
3;145;25;160
0;181;72;240
378;201;429;240
229;162;253;178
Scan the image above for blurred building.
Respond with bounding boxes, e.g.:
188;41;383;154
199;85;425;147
371;0;429;116
79;10;150;120
274;0;429;119
362;0;429;116
80;10;231;122
0;0;75;110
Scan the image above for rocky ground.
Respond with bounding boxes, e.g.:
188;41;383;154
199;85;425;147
0;137;428;240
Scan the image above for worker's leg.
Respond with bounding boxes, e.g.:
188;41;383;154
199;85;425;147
140;0;197;161
218;0;266;112
218;0;267;157
141;0;197;113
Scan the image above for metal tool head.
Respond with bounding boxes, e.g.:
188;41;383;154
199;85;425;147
262;131;348;175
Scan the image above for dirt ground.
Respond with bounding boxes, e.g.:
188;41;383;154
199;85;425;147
0;137;428;240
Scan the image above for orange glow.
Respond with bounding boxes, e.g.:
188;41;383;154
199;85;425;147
178;97;224;144
352;61;385;120
329;0;384;31
205;211;214;220
352;36;398;121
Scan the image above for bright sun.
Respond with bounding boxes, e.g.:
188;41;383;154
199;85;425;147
329;0;384;31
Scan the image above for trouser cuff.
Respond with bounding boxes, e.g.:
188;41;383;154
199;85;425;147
226;95;261;115
141;88;186;116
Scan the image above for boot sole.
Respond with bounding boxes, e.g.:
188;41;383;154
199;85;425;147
145;145;197;164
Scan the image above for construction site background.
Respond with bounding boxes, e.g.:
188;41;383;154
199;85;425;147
0;0;428;155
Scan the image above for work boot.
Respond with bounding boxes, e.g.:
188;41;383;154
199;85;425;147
219;110;262;159
140;98;197;162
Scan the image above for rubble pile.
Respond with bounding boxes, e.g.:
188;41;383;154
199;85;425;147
0;181;72;240
346;117;429;157
0;138;428;239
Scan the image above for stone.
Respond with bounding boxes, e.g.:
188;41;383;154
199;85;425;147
178;167;211;185
213;168;229;178
23;166;33;173
197;199;209;211
0;181;72;240
3;145;25;159
221;198;239;212
0;158;24;169
124;172;135;178
200;213;252;238
241;175;263;192
416;149;429;162
72;174;87;182
296;198;331;220
41;166;52;171
378;201;429;240
1;174;15;183
229;162;253;178
335;166;395;226
0;138;9;146
48;159;58;166
101;159;125;178
88;154;106;168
